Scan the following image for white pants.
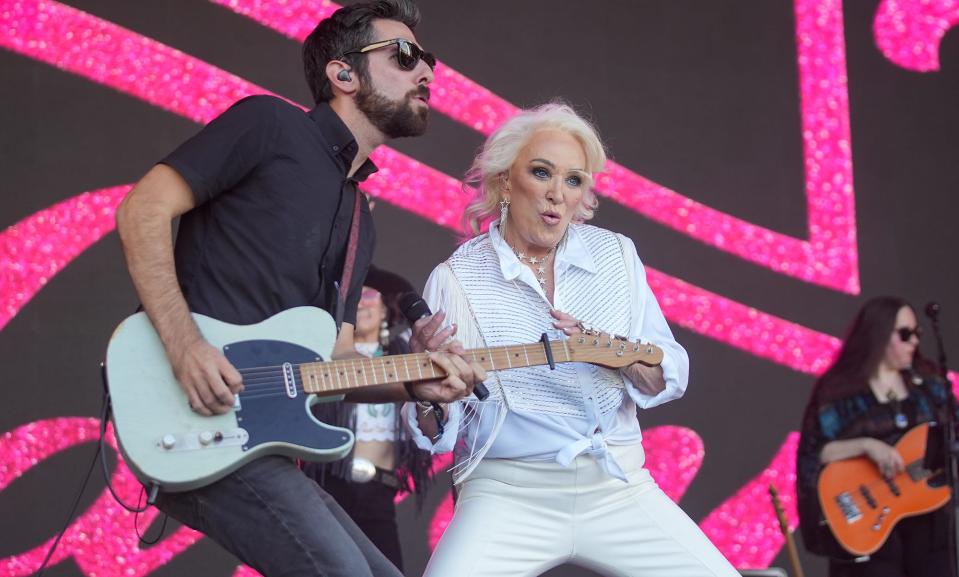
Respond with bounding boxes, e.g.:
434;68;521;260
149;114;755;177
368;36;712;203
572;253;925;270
424;444;740;577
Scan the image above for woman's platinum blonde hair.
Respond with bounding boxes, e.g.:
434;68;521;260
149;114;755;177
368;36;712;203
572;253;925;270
462;101;607;236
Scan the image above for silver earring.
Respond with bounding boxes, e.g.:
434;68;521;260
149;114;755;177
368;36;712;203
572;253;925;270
499;198;510;233
379;319;390;348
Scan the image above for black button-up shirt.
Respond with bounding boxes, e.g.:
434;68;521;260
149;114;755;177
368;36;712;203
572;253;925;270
163;96;376;326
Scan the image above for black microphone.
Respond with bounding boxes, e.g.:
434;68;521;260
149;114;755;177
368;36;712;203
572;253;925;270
399;292;432;324
399;292;489;401
926;301;941;320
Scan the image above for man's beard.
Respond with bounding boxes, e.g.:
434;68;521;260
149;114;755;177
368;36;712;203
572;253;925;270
355;83;429;138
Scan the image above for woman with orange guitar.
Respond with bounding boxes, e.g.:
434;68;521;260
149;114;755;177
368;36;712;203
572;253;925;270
797;296;955;576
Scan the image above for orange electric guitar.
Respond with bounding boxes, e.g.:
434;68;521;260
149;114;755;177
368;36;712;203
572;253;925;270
817;422;950;556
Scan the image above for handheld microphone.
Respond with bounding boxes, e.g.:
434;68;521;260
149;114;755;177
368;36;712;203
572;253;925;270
925;301;941;320
399;292;490;401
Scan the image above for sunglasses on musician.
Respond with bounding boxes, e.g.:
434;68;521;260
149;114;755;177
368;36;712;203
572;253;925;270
896;326;922;342
339;38;436;72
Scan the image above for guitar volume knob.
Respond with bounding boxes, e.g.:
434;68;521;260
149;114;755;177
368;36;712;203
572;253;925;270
199;431;215;446
161;434;177;449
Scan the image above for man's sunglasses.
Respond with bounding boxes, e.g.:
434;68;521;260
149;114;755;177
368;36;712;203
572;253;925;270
896;326;922;342
339;38;436;71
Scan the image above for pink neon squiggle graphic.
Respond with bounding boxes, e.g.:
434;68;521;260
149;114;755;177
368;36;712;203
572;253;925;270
648;270;841;376
427;491;455;551
1;0;825;374
0;415;441;577
874;0;959;72
653;262;959;390
0;0;471;328
0;1;864;377
0;2;904;570
792;0;858;292
213;0;860;293
207;0;527;136
642;426;705;503
0;419;202;577
5;178;910;556
0;189;844;395
0;0;273;124
365;148;469;229
394;453;453;505
0;0;941;419
210;0;339;41
0;191;852;386
0;418;101;492
699;434;800;569
0;186;129;330
0;0;857;362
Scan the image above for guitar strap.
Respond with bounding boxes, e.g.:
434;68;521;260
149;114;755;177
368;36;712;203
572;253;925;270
334;189;363;330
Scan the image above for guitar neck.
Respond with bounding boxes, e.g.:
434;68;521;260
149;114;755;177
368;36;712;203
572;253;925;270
768;484;805;577
299;340;572;395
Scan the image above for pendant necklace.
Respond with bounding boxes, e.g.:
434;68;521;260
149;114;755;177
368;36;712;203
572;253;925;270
512;245;556;288
886;390;909;430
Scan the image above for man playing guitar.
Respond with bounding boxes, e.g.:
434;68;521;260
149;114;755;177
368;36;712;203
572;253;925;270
114;1;484;575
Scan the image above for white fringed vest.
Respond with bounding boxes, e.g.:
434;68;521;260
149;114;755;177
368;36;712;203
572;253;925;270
446;224;633;419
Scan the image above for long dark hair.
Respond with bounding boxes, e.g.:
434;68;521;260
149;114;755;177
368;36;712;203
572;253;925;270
811;296;921;404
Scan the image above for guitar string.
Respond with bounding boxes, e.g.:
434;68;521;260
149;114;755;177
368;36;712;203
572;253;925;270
228;339;636;383
230;339;642;394
193;352;646;402
206;335;645;399
226;344;561;375
229;348;555;387
216;353;546;398
231;351;521;393
834;460;932;507
233;359;480;394
232;354;484;392
230;349;523;381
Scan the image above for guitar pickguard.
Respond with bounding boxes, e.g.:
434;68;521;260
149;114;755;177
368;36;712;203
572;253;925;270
224;340;351;454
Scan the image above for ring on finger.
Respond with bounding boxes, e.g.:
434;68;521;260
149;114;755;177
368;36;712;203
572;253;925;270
577;321;597;335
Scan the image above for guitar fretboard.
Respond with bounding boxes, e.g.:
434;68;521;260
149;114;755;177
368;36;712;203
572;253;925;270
299;340;572;395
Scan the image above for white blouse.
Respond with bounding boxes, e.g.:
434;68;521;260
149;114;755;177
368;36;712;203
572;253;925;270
405;223;689;482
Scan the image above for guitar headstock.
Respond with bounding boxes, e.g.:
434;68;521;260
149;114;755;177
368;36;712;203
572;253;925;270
566;333;663;368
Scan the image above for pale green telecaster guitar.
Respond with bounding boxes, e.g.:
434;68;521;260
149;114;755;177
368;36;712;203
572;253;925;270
105;306;662;492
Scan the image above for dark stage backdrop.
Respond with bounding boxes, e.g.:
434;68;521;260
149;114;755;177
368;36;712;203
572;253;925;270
2;1;958;576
